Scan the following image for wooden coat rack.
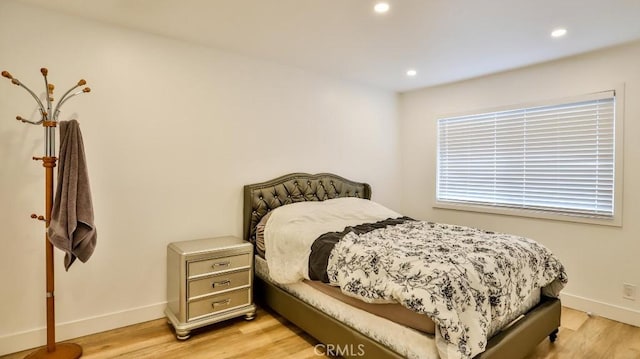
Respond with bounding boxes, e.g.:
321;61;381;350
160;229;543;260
2;68;90;359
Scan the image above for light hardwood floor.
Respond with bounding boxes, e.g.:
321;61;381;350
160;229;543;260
3;306;639;359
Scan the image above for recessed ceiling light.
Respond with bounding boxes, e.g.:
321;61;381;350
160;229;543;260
406;69;417;77
551;28;567;38
374;2;390;13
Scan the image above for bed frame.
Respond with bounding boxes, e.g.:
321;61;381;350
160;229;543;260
243;172;560;359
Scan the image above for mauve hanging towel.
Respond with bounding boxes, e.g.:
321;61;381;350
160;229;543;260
48;120;97;270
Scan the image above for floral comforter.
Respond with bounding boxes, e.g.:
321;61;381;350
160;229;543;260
317;218;567;359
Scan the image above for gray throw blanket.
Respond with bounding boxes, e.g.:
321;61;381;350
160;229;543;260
47;120;97;270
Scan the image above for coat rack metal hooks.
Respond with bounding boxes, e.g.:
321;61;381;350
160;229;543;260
2;68;90;359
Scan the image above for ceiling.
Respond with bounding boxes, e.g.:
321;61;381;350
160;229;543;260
15;0;640;92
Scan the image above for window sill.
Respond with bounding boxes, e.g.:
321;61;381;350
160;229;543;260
433;201;622;227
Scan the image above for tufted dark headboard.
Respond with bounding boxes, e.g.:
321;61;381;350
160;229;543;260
243;173;372;243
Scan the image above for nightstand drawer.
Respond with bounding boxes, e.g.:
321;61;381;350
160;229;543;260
188;269;251;299
188;253;251;278
188;288;251;321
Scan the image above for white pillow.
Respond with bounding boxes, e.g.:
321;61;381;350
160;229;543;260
264;197;400;284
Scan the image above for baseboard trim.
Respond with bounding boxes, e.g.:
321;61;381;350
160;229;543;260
0;301;166;356
561;292;640;327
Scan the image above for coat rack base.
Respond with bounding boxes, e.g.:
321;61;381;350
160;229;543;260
24;343;82;359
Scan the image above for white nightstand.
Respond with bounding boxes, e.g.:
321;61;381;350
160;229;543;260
165;236;256;340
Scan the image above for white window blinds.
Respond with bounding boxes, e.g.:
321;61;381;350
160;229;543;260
437;91;615;218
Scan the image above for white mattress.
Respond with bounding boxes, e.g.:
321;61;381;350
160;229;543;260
256;255;440;359
255;256;542;359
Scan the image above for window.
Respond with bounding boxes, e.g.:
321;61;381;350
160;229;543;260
436;90;622;225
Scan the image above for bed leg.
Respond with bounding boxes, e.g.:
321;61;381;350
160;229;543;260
549;328;559;343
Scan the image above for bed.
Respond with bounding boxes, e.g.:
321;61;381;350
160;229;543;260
243;172;563;359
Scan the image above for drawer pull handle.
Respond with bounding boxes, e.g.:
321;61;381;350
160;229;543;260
211;261;230;268
212;299;231;308
212;279;231;288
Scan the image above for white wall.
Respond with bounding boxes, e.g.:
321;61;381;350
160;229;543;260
399;41;640;327
0;1;400;354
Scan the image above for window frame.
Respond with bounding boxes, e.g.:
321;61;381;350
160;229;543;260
433;87;624;227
